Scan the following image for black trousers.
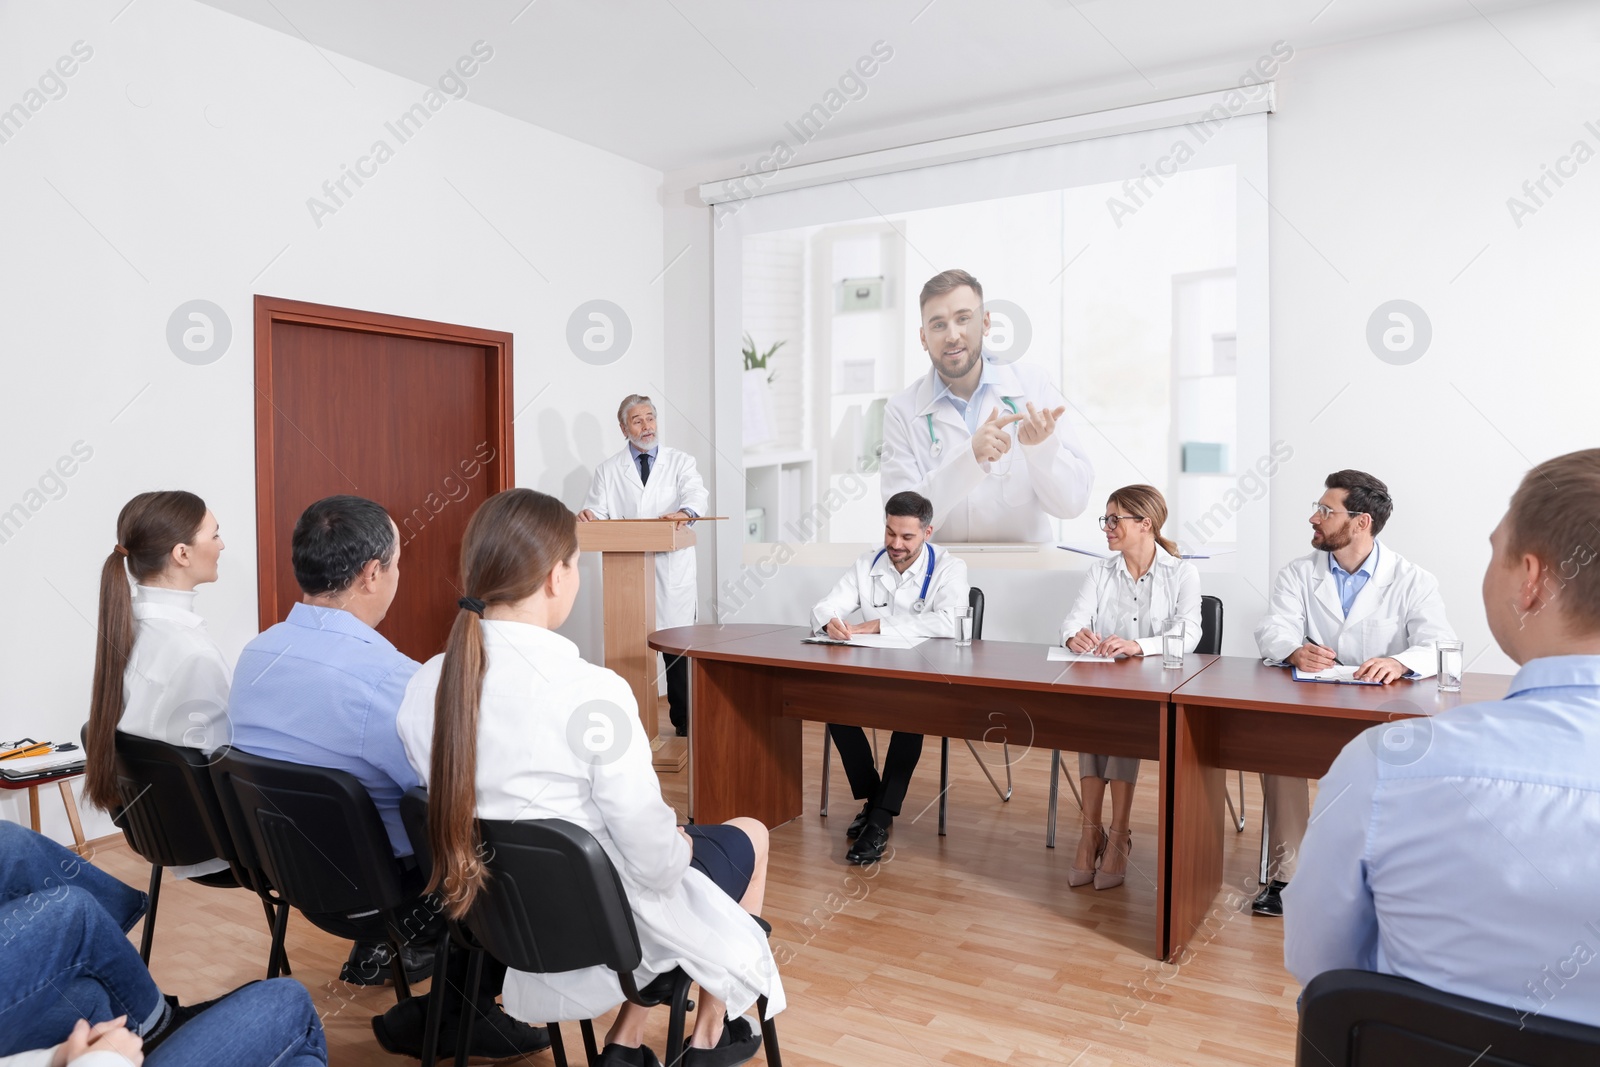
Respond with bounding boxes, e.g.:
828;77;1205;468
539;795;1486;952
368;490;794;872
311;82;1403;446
829;725;924;817
665;653;689;734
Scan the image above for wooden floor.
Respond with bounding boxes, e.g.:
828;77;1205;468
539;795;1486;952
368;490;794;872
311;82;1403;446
89;719;1303;1065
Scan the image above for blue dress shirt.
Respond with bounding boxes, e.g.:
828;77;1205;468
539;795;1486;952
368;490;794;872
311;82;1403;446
1327;542;1377;618
228;603;422;857
1285;654;1600;1027
931;358;1004;435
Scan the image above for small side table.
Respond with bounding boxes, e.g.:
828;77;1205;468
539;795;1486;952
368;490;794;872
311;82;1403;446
0;770;88;855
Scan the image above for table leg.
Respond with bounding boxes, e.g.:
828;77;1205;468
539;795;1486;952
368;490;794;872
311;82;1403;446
689;659;800;827
59;779;88;856
28;784;41;832
1166;702;1225;961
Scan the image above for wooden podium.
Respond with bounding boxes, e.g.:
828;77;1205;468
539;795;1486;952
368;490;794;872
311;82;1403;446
576;518;699;771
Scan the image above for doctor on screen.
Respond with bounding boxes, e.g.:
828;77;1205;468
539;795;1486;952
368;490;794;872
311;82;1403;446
579;393;709;737
880;269;1095;542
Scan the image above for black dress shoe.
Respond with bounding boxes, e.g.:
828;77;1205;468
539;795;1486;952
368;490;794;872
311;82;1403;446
846;822;890;865
1251;880;1288;917
598;1043;664;1067
371;997;551;1059
684;1015;762;1067
845;801;873;840
340;939;435;986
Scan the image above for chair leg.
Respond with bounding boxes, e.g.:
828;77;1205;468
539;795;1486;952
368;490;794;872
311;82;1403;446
420;927;452;1067
546;1022;568;1067
580;1018;599;1065
757;994;781;1066
267;900;290;980
1258;797;1273;885
139;864;162;964
1046;752;1059;848
389;935;413;1004
663;971;693;1066
819;728;831;816
1228;769;1247;832
938;738;949;837
454;948;486;1067
963;739;1012;801
260;898;290;976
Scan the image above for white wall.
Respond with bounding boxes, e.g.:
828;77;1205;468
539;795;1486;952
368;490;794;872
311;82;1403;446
666;1;1600;675
0;0;664;841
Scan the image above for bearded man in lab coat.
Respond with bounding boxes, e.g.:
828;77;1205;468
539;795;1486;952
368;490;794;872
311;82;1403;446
579;394;709;737
879;268;1095;542
1250;469;1456;918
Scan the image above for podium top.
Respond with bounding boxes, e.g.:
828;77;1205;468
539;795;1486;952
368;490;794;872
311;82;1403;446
577;519;697;553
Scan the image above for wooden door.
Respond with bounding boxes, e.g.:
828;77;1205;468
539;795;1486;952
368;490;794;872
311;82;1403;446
253;296;513;663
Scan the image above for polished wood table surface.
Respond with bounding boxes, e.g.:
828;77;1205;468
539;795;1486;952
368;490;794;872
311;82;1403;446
1165;657;1510;959
650;623;1219;958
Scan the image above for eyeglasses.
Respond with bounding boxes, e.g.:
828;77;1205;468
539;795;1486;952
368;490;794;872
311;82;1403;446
1310;503;1364;521
1097;514;1143;531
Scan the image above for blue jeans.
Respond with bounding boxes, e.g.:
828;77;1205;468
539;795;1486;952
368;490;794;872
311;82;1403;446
149;979;327;1067
0;819;148;930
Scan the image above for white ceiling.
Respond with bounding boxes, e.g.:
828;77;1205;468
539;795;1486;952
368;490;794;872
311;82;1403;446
195;0;1554;172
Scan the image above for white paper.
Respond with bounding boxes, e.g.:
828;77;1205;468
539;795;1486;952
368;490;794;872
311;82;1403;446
846;633;930;649
1047;647;1115;663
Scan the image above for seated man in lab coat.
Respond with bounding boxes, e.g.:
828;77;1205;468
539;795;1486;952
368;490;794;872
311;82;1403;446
1251;469;1455;918
810;491;970;864
879;268;1094;542
579;393;709;736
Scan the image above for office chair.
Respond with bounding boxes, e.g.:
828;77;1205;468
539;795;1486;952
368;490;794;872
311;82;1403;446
1046;595;1225;847
1298;968;1600;1065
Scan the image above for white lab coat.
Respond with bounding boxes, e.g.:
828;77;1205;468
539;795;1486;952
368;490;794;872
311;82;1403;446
119;584;233;878
1059;550;1203;656
809;542;970;638
879;355;1094;542
583;445;709;630
1253;543;1455;677
396;621;784;1023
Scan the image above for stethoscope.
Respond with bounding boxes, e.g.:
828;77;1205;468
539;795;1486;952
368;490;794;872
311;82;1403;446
926;396;1019;459
871;543;935;613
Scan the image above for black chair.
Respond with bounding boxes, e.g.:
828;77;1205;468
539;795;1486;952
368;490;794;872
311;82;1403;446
210;749;424;998
1045;594;1225;847
1298;969;1600;1065
400;788;782;1067
820;587;1010;836
93;729;285;972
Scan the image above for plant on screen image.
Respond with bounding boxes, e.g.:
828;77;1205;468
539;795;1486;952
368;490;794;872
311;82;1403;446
741;332;785;383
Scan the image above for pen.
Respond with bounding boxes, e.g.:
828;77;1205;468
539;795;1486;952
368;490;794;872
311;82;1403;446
0;743;51;761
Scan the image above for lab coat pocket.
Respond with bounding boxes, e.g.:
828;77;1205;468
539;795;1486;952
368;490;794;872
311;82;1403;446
1360;615;1402;658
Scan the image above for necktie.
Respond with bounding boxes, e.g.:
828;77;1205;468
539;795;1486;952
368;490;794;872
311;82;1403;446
637;451;652;485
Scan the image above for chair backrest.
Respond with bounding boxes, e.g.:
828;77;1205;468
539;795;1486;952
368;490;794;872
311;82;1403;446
1298;969;1600;1066
210;748;408;919
465;815;645;979
968;586;986;640
107;731;238;870
1197;595;1224;656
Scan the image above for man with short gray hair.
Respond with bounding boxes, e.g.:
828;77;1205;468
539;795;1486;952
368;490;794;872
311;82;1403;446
580;395;710;736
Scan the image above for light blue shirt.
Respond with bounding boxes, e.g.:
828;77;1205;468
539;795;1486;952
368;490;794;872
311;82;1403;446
1284;654;1600;1027
228;603;422;857
932;358;1006;435
1327;542;1377;618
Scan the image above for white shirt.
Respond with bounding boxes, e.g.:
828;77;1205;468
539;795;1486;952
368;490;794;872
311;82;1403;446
809;543;970;638
1285;655;1600;1028
121;585;234;879
582;443;710;630
396;621;783;1023
1253;542;1455;677
0;1052;131;1067
1059;550;1202;656
879;355;1094;542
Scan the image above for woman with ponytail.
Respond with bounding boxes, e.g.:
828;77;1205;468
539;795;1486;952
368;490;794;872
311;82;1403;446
396;488;782;1067
1059;484;1201;891
86;491;231;877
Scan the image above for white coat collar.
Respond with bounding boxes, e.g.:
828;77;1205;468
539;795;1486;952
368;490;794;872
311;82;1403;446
481;618;581;659
912;352;1028;418
1110;547;1180;582
131;585;205;627
1310;540;1392;624
869;542;935;583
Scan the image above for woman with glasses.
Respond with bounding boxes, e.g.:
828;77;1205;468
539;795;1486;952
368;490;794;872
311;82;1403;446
1059;484;1201;889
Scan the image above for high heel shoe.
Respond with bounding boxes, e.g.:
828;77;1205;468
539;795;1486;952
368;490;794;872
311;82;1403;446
1068;826;1107;887
1095;830;1132;890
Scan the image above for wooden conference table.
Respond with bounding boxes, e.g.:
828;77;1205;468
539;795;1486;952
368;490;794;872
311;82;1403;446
649;624;1508;960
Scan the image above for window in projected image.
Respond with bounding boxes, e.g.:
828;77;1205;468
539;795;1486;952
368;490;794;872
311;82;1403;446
739;164;1240;550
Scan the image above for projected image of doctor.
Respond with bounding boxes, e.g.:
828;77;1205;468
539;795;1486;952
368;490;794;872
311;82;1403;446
880;269;1094;542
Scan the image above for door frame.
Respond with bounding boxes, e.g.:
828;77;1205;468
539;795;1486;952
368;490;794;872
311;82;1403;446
252;294;515;633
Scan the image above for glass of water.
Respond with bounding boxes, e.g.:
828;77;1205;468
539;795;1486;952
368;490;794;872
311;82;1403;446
954;608;973;647
1162;623;1186;670
1437;639;1464;692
